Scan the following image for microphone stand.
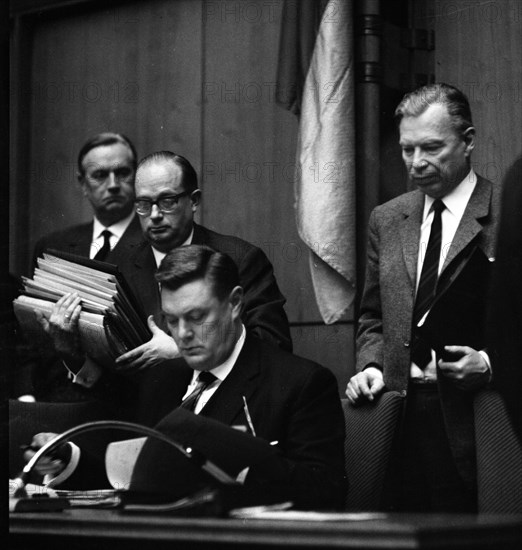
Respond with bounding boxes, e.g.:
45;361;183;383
11;419;238;504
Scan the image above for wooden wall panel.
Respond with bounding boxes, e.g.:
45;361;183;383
11;0;355;383
24;0;202;274
433;0;522;182
291;324;354;396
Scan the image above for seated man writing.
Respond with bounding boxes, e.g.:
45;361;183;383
22;245;347;510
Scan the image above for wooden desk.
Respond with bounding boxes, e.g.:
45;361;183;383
9;509;522;550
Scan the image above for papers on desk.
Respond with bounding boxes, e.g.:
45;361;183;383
229;505;386;521
9;481;121;511
13;251;150;369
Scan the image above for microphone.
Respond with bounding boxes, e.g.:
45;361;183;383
12;419;238;499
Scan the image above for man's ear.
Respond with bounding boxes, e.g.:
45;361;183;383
463;127;475;157
78;173;88;196
191;189;201;211
229;286;244;319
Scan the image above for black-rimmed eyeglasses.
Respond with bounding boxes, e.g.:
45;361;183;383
134;191;193;216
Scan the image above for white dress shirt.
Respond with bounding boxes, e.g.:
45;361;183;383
183;324;247;414
90;211;135;259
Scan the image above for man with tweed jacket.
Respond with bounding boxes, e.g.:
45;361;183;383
346;83;500;513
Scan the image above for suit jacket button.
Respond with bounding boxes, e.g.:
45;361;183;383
403;341;410;348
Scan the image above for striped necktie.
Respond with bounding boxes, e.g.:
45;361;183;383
179;371;217;412
411;199;445;368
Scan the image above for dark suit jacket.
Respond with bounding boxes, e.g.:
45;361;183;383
19;215;142;402
356;175;501;487
31;214;142;272
112;223;292;352
54;336;347;510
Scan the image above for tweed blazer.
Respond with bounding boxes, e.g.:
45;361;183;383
356;175;501;486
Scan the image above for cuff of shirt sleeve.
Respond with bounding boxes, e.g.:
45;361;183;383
43;443;81;488
363;362;383;372
236;467;250;485
478;350;492;382
17;395;36;403
65;357;103;388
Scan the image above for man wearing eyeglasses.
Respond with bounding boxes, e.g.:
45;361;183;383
33;150;290;401
108;151;291;373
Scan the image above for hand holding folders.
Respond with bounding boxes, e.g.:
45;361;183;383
13;250;151;371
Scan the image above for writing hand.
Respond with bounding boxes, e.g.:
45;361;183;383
22;432;70;478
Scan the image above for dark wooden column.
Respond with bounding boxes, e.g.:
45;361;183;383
354;0;382;307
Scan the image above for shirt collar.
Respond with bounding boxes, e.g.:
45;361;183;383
423;169;477;221
151;227;194;268
93;211;135;239
191;324;247;384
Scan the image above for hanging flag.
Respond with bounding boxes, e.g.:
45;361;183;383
276;0;356;324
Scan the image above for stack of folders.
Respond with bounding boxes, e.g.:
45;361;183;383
13;249;150;369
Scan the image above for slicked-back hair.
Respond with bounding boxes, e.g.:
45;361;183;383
137;151;199;193
156;245;240;301
395;83;473;138
77;132;137;176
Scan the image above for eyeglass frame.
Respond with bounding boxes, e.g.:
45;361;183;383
134;189;199;216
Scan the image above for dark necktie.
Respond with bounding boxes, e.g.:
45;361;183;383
411;199;446;368
94;230;112;261
179;371;217;412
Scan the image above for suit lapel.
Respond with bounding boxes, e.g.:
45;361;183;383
107;215;143;262
191;223;209;246
65;223;93;257
200;336;261;427
437;176;492;299
399;192;424;286
126;241;162;320
441;176;492;272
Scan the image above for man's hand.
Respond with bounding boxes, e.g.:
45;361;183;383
22;432;69;478
36;292;85;370
438;345;490;391
114;316;180;372
345;367;385;405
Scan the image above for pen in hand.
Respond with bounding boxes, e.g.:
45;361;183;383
242;396;257;437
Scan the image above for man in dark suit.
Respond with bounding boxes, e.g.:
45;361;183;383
108;151;292;373
345;83;500;512
33;151;290;402
16;133;142;402
32;132;141;266
23;246;345;510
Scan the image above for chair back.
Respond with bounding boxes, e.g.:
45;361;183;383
474;389;522;514
343;391;404;511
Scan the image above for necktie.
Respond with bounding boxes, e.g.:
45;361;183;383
94;230;112;261
180;371;217;412
411;199;446;368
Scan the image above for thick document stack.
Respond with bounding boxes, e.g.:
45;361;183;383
13;249;151;369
